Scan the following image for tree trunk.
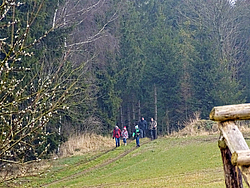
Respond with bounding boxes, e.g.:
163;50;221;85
154;84;157;122
138;100;141;121
132;98;135;124
166;109;169;135
120;106;124;128
127;104;131;137
57;115;61;154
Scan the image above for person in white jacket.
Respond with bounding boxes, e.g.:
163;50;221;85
121;126;128;146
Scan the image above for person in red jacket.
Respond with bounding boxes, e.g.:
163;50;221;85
113;126;121;147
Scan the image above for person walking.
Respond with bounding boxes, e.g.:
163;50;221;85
138;117;147;138
149;117;157;140
132;125;141;147
121;126;128;146
113;125;121;147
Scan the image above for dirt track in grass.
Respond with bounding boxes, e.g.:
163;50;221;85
41;139;151;187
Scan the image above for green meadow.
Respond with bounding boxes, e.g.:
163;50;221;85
5;134;250;187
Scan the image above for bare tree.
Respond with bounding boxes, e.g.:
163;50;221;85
0;0;94;182
50;0;123;134
53;0;121;65
178;0;250;80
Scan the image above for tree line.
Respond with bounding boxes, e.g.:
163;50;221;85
1;0;250;166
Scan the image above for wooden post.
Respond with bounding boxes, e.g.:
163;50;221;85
239;166;250;187
218;121;249;153
218;121;250;187
219;142;243;188
209;103;250;187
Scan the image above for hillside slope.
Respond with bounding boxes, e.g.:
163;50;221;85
7;134;250;187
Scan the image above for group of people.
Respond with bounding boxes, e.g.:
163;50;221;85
138;117;157;140
113;125;128;147
113;117;157;147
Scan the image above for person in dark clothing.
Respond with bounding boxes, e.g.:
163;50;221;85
138;117;147;138
149;117;157;140
113;126;121;147
132;125;141;147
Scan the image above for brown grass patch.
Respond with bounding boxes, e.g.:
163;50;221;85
171;112;250;137
59;133;114;158
1;133;114;184
171;112;218;137
0;160;50;184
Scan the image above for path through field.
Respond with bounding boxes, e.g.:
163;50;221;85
11;134;250;187
42;139;151;187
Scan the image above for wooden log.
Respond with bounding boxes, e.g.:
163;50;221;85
219;144;243;188
218;121;250;187
210;103;250;121
218;121;249;153
232;150;250;166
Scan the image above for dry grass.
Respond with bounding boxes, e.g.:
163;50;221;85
1;133;114;184
0;160;50;183
237;121;250;133
59;133;114;158
171;112;218;137
171;112;250;137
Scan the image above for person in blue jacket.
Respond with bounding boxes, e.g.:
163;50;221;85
132;125;141;147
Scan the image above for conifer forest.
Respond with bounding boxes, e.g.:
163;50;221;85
1;0;250;163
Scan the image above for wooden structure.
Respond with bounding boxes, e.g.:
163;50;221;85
210;103;250;187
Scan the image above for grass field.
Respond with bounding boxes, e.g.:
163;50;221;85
3;134;250;188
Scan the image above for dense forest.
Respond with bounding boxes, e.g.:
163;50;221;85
1;0;250;163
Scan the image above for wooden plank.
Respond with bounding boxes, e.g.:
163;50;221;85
218;121;249;153
210;103;250;121
231;150;250;166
